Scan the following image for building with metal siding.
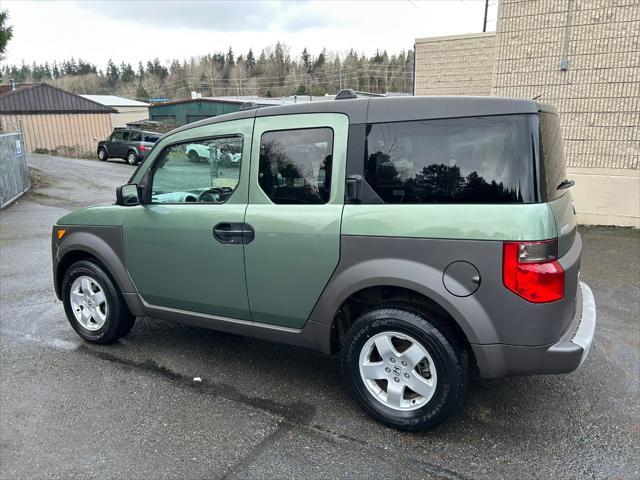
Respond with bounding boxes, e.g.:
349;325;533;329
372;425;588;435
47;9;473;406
147;96;325;125
148;98;248;125
0;83;115;156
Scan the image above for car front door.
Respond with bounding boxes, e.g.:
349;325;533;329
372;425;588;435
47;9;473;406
122;118;253;320
244;113;349;328
108;130;124;156
119;130;131;157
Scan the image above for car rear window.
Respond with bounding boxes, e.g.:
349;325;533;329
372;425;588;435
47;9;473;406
363;115;537;204
144;134;160;143
130;131;142;142
539;112;567;201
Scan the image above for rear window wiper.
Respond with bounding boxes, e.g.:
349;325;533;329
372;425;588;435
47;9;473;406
557;179;575;190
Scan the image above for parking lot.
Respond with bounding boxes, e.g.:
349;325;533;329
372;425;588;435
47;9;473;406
1;154;638;479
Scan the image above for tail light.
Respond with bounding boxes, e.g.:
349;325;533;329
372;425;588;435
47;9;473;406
139;145;149;152
503;239;564;303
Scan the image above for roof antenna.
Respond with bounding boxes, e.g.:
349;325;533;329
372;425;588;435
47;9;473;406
532;94;542;100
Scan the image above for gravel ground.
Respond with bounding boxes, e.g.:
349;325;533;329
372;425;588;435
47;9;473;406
1;154;638;479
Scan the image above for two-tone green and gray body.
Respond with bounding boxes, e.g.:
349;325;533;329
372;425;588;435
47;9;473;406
52;94;596;430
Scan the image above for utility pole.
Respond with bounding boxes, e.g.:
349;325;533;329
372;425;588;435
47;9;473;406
483;0;489;32
339;62;343;91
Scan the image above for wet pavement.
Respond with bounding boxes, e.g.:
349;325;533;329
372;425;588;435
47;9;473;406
1;154;638;479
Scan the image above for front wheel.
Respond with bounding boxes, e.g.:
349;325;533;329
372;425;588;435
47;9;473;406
188;150;201;163
62;260;135;344
341;306;469;431
126;151;138;165
98;148;108;161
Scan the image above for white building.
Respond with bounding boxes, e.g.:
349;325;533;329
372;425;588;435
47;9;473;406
80;95;149;128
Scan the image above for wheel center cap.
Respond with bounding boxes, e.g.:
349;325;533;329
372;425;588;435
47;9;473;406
392;365;402;376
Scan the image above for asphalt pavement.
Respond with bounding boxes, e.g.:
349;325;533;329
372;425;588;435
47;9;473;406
1;154;638;479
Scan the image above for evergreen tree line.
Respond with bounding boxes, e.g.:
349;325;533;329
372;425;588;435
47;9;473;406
0;42;414;101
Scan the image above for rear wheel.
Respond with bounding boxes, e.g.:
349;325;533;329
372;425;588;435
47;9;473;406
62;260;135;344
98;148;107;161
341;306;469;431
126;151;138;165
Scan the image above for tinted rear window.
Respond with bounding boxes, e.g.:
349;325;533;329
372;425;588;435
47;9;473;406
364;115;537;204
130;131;142;141
144;134;160;143
539;112;567;201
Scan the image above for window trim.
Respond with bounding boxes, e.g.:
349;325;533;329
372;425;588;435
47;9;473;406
145;133;245;205
257;126;336;206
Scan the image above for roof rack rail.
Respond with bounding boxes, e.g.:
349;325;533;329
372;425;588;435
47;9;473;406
240;101;258;110
335;89;358;100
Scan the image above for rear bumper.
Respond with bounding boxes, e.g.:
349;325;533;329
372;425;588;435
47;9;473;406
472;282;596;378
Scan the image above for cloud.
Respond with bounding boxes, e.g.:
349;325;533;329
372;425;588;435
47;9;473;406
74;0;335;32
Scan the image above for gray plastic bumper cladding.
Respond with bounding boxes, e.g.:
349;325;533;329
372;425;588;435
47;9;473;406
472;282;597;378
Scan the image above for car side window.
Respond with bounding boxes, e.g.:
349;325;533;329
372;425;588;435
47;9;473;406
130;131;142;142
258;128;333;204
122;131;130;141
111;131;123;141
150;135;243;204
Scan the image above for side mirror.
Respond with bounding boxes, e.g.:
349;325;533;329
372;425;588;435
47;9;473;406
116;184;141;206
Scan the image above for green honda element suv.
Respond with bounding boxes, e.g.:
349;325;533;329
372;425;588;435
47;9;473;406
51;94;596;431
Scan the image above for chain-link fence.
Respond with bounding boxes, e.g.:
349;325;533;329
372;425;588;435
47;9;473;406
0;132;30;209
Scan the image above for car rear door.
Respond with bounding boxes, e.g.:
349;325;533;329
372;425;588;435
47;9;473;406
122;118;253;320
243;113;349;328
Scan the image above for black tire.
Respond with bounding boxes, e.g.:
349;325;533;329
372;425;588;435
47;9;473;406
98;148;108;161
126;151;138;165
61;260;135;344
188;150;200;163
341;306;469;431
220;153;232;167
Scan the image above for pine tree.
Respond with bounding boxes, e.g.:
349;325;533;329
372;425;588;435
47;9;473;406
135;84;149;102
106;59;119;87
246;49;255;72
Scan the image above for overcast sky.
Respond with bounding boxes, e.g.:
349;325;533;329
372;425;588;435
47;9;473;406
2;0;497;68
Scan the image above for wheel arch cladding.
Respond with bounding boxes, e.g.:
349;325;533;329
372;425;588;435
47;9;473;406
308;252;498;349
55;228;136;301
329;283;476;354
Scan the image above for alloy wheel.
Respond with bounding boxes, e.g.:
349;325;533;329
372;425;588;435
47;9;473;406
69;275;108;331
358;331;437;411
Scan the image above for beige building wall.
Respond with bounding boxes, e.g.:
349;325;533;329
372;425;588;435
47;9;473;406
0;113;112;156
414;2;639;227
492;0;639;227
110;106;149;128
414;32;496;96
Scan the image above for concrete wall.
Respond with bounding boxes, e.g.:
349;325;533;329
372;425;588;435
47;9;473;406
110;106;149;128
414;1;639;227
414;32;496;96
567;167;639;227
491;0;639;227
0;113;111;156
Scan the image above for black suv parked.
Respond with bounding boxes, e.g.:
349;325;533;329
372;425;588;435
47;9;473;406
97;128;161;165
